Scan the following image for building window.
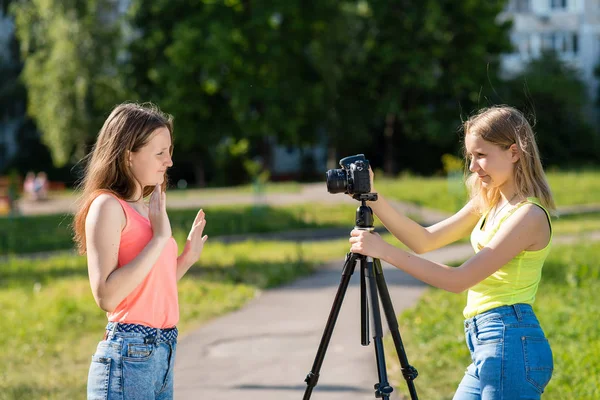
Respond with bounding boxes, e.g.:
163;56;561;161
512;33;532;59
511;0;531;12
550;0;568;9
541;33;555;50
541;32;578;54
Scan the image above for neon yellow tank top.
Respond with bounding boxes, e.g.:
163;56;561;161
463;197;552;318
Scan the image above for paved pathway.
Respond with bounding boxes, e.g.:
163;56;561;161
12;183;456;225
174;245;474;400
172;231;600;400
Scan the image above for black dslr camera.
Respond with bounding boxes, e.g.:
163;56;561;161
326;154;371;195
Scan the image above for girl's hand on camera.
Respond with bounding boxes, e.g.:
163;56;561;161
149;184;172;241
369;166;376;193
181;209;208;264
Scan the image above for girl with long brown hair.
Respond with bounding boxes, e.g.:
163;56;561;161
73;102;208;400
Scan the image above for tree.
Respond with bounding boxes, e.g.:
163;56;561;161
502;51;599;167
0;0;26;168
124;0;357;185
11;0;125;167
333;0;512;175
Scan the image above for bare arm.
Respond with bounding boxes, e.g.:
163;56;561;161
371;204;548;292
176;256;195;281
369;194;481;254
86;193;169;312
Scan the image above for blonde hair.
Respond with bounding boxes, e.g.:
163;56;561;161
463;105;555;215
72;102;173;254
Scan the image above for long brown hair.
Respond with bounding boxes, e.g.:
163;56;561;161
72;102;173;254
463;105;555;214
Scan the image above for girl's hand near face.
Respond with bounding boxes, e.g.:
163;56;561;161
149;184;172;241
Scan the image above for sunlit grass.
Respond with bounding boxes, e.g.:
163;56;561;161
386;242;600;400
377;169;600;213
0;203;363;256
0;233;405;400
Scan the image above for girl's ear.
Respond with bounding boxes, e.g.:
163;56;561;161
509;144;520;163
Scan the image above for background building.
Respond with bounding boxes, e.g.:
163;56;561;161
502;0;600;101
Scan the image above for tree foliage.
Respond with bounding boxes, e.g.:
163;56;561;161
11;0;124;166
333;0;512;173
11;0;594;183
501;51;599;167
124;0;358;183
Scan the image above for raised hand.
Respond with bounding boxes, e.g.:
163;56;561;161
149;184;172;240
181;209;208;264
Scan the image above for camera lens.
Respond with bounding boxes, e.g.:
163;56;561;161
326;169;348;194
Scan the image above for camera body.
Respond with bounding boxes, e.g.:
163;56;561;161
326;154;371;195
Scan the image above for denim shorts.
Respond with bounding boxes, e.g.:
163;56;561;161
87;322;178;400
453;304;553;400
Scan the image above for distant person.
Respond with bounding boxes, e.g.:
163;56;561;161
23;171;36;200
349;106;555;399
72;103;209;400
7;171;21;215
33;171;49;200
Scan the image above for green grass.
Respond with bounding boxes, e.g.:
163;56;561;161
0;233;404;400
377;170;600;213
0;203;362;256
386;242;600;400
553;212;600;235
3;201;600;257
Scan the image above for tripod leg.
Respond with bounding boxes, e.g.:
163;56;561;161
364;257;394;399
373;258;419;400
361;258;369;346
303;252;359;400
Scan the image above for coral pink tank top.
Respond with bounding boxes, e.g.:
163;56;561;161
104;193;179;328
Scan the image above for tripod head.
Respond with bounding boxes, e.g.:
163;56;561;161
352;193;378;231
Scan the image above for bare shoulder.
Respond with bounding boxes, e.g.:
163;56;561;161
514;203;548;226
87;193;125;230
510;203;550;250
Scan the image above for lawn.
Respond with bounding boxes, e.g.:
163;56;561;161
386;242;600;400
0;203;367;256
377;169;600;213
0;233;400;400
2;196;600;257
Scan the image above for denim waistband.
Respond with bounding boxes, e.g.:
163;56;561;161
464;303;536;328
106;322;178;342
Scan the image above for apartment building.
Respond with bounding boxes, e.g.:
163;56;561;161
502;0;600;99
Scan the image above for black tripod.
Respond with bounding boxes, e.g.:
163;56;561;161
303;193;419;400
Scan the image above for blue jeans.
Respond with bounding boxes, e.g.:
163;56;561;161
453;304;553;400
87;323;177;400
